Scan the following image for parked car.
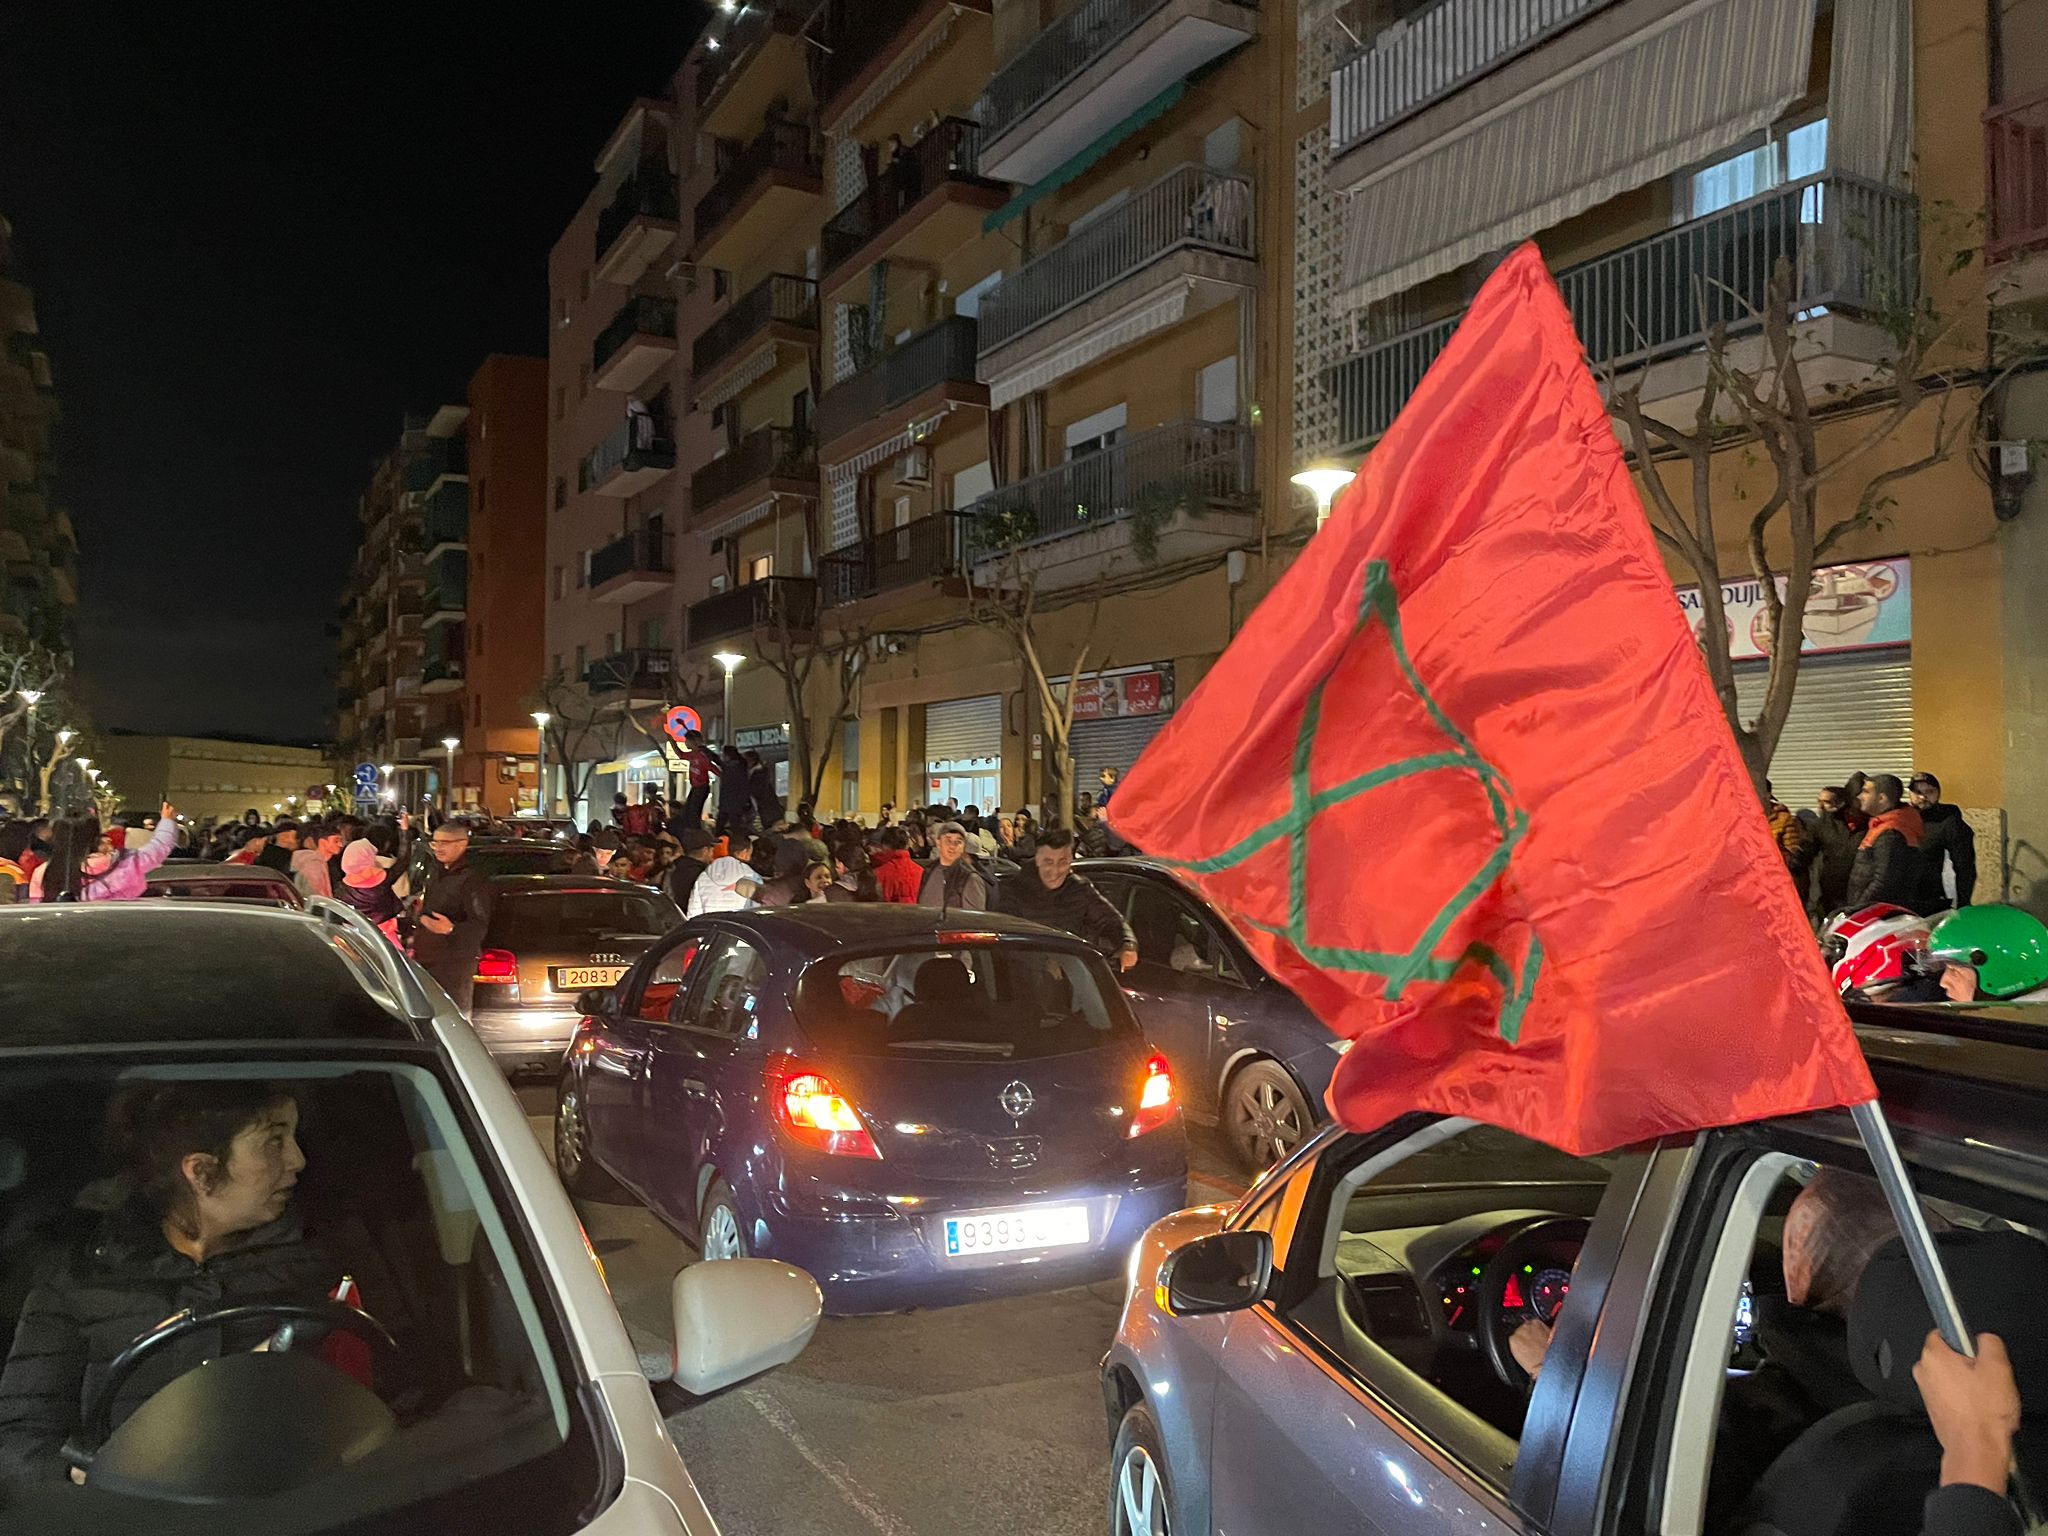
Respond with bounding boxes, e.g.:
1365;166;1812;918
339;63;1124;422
1101;999;2048;1536
0;897;819;1534
140;859;303;909
468;875;682;1076
1082;858;1342;1173
556;904;1188;1314
401;834;576;906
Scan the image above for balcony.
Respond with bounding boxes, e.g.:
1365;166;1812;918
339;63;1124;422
1328;173;1920;446
976;0;1259;185
690;424;817;522
807;0;989;126
819;512;971;606
592;295;678;393
580;415;677;497
978;165;1255;381
819;119;1007;304
404;434;467;494
697;0;812;142
585;647;673;701
424;551;468;623
964;419;1255;591
590;516;675;604
1988;89;2048;266
595;169;681;287
421;480;467;554
421;656;465;695
688;576;819;649
365;684;389;715
693;118;823;276
815;314;983;458
1330;0;1615;159
692;273;818;405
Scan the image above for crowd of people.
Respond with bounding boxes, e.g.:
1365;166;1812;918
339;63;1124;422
1766;769;1977;922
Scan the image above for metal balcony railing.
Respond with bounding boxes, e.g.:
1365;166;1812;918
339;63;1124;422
979;165;1254;351
815;314;978;447
979;0;1257;145
585;647;673;696
693;272;818;379
425;552;468;615
691;425;816;511
1330;0;1615;156
819;512;972;605
422;657;465;688
403;434;467;493
589;517;673;587
1329;172;1920;449
1987;89;2048;262
807;0;926;110
696;0;809;106
580;416;677;491
689;576;820;647
964;419;1253;557
822;117;986;276
696;118;820;239
596;170;681;263
421;480;467;551
592;295;678;377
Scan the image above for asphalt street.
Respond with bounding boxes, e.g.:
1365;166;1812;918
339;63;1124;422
516;1086;1249;1536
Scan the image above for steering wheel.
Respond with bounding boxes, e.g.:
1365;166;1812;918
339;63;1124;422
1477;1216;1589;1391
65;1299;400;1475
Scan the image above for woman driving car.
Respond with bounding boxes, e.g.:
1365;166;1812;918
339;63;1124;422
0;1080;360;1484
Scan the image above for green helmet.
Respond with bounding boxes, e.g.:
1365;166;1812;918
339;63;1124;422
1925;905;2048;1000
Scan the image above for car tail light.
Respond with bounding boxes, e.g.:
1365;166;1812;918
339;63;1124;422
474;949;519;985
766;1055;882;1160
1129;1053;1176;1137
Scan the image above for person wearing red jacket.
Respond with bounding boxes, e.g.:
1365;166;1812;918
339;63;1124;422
869;826;922;904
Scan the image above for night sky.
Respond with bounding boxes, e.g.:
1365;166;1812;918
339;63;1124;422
0;8;704;742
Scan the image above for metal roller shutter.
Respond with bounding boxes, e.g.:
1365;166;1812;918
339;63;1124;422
924;695;1003;763
1071;715;1171;796
1734;652;1913;807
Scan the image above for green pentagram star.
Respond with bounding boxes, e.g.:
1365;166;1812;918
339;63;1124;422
1155;560;1543;1044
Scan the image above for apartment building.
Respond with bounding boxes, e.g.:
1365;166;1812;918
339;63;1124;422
336;407;468;805
0;215;77;653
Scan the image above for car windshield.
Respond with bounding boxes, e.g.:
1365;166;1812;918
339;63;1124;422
465;846;576;879
0;1058;598;1535
796;944;1139;1060
485;889;680;950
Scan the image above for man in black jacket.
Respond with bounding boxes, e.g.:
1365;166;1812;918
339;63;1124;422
993;828;1136;969
1908;772;1977;916
254;818;299;876
413;821;493;1011
1845;774;1923;911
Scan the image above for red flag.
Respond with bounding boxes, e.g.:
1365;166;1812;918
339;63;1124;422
1106;244;1872;1155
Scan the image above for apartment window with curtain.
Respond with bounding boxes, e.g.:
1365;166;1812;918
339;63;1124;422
640;617;665;651
1684;118;1829;220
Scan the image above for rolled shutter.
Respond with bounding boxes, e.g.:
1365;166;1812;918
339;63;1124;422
1734;652;1913;807
1071;715;1172;794
924;695;1003;763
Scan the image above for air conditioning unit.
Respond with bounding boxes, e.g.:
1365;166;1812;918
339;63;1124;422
894;447;932;488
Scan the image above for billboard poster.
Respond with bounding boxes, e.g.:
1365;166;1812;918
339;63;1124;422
1673;558;1910;660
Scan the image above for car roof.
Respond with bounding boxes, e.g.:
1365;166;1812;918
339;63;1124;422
709;903;1094;958
485;874;674;896
146;862;294;884
0;903;420;1049
1851;996;2048;1089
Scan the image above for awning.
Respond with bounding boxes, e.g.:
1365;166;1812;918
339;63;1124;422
1335;0;1818;310
985;282;1190;408
982;81;1187;234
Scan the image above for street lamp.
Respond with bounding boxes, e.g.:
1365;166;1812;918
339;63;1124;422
532;711;551;819
441;736;460;813
1291;464;1357;532
713;651;744;740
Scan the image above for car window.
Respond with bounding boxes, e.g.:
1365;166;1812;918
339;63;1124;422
795;944;1141;1060
679;938;767;1037
1128;880;1242;985
634;933;704;1024
485;889;679;951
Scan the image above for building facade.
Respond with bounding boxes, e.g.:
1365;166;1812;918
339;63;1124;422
0;215;78;654
92;733;333;827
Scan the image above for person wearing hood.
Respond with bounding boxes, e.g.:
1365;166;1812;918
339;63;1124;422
918;821;990;914
29;807;180;902
1846;774;1923;910
1908;772;1977;916
870;826;922;904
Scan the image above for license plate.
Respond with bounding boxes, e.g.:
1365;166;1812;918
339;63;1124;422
553;965;628;991
943;1204;1089;1258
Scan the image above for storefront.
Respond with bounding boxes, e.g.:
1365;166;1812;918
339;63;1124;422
590;750;670;816
923;695;1002;811
1677;558;1912;805
1060;663;1177;800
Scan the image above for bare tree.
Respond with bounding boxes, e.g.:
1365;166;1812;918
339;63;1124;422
750;606;867;814
1608;225;2034;797
0;641;71;813
527;670;632;825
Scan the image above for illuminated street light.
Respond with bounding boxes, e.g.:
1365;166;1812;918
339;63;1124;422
441;737;460;813
714;651;744;740
1291;464;1357;532
56;728;73;747
17;690;40;708
532;712;551;818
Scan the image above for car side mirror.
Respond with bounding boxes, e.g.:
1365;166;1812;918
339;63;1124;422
670;1259;822;1395
1161;1229;1273;1316
575;988;616;1018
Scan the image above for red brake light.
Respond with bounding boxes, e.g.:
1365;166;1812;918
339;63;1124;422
1129;1053;1176;1137
766;1055;882;1159
474;949;518;983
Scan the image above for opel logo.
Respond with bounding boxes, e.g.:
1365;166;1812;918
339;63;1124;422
999;1080;1035;1118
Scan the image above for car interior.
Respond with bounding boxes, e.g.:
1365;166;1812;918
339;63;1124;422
798;946;1132;1060
0;1058;594;1530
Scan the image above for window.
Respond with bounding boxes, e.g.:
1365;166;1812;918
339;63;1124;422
557;295;571;327
551;652;563;680
1197;356;1239;424
1064;403;1126;460
840;718;860;814
579;269;591;301
951;459;994;508
1127;880;1242;984
952;270;1002;321
576;553;589;589
1684;118;1829;220
744;553;773;583
636;934;705;1023
680;938;768;1036
713;268;730;299
472;620;483;655
488;888;682;954
640;617;664;650
574;643;587;677
551;565;566;600
553;386;566;422
553;477;567;511
577;363;591;399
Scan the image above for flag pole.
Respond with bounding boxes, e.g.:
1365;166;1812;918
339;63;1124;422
1848;1098;1970;1354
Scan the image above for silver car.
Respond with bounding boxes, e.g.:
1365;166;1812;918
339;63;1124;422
1104;1002;2048;1536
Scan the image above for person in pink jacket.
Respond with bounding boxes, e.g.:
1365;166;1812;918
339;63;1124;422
29;804;180;902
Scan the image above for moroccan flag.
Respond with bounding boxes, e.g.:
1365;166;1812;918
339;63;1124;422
1105;244;1873;1156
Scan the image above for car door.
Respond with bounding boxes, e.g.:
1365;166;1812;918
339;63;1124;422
588;928;706;1190
1117;874;1246;1115
643;932;769;1234
1206;1118;1646;1536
